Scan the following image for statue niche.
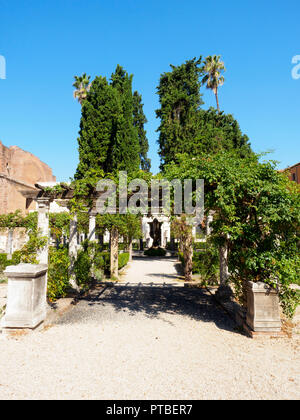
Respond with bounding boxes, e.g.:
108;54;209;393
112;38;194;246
148;218;162;247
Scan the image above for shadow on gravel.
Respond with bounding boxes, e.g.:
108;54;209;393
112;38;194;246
60;283;238;334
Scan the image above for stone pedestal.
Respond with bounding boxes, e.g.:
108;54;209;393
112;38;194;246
1;264;48;329
246;281;281;332
88;211;96;242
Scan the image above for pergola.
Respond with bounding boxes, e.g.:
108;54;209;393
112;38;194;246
19;182;172;282
20;183;110;285
19;183;225;288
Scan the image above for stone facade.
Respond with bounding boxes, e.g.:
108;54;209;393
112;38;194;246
0;140;56;214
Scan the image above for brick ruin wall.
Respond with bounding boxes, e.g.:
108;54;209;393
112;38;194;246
0;140;56;214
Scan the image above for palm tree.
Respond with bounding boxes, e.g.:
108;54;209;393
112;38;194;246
202;55;225;112
73;73;91;105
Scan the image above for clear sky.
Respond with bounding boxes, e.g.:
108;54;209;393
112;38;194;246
0;0;299;181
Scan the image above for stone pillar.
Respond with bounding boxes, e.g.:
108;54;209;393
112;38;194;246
128;239;133;262
68;214;79;291
88;211;96;242
161;222;165;247
206;211;214;236
246;282;281;332
37;198;50;264
1;264;48;329
6;228;14;259
110;227;119;279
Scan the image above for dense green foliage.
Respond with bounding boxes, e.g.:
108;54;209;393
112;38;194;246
156;57;204;167
190;108;252;158
75;65;149;178
144;247;166;257
156;57;252;168
0;210;46;264
50;212;70;242
0;210;37;231
179;241;219;285
47;247;70;301
165;152;300;317
118;252;130;270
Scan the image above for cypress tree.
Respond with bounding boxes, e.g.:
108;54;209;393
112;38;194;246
75;76;120;179
156;57;253;168
133;91;151;171
156;57;204;168
110;65;140;174
75;65;142;179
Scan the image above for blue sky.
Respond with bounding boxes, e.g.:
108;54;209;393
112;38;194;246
0;0;299;181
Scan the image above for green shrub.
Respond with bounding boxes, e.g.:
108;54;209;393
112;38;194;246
47;247;70;301
0;253;8;272
0;253;19;273
118;252;129;269
74;248;92;290
179;242;219;284
94;250;129;273
97;252;110;272
144;247;167;257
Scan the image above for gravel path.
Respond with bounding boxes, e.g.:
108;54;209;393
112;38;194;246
0;257;299;400
119;254;184;285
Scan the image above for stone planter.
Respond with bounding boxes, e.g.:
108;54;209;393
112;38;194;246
1;264;48;329
246;281;281;332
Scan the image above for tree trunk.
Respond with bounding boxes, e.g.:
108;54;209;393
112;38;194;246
139;239;144;251
183;233;193;282
215;88;220;113
68;215;80;291
219;242;229;285
110;227;119;280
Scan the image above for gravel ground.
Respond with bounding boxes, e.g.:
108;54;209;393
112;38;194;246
119;255;184;285
0;257;299;400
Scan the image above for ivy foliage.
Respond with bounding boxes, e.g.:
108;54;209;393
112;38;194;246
0;211;46;264
165;152;300;317
0;210;37;231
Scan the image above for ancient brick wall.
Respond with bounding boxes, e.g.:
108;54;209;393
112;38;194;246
0;140;56;214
